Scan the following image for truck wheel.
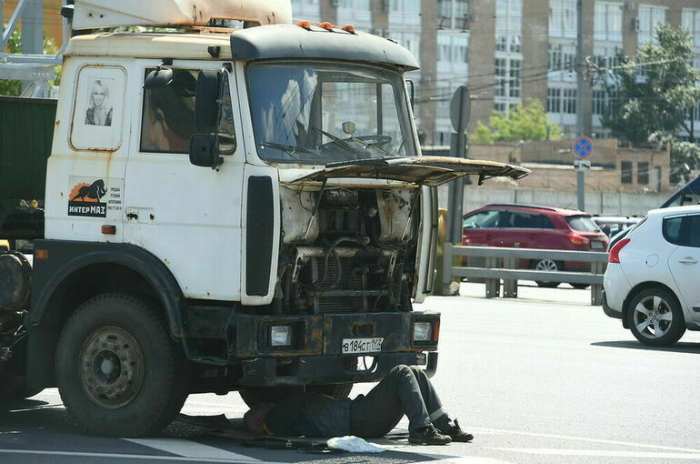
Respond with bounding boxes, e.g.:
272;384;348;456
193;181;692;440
55;293;190;437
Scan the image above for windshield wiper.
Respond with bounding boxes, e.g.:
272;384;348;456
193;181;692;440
262;142;321;160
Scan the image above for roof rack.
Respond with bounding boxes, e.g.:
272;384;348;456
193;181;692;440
0;0;70;93
485;203;581;212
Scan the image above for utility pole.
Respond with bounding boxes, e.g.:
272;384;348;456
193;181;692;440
575;0;585;211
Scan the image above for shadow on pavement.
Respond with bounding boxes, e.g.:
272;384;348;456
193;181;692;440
592;340;700;353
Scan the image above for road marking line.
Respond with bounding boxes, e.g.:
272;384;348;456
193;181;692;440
0;449;263;463
490;447;700;460
126;438;260;462
472;426;700;453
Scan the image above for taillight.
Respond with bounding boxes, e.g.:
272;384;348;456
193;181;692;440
608;238;631;263
569;235;589;246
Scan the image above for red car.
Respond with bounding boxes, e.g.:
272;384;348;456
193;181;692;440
461;204;609;288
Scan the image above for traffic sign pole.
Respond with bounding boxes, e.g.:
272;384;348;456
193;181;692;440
573;136;593;211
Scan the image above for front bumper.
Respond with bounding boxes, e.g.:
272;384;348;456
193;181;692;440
231;311;440;386
238;351;438;387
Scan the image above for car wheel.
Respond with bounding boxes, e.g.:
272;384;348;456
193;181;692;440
55;293;191;437
626;288;686;347
571;283;590;289
533;259;561;288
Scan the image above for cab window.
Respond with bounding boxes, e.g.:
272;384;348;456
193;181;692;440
140;69;236;153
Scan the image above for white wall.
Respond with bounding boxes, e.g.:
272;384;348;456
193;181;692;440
437;185;670;217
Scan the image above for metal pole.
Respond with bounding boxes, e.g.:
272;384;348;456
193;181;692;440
576;0;585;211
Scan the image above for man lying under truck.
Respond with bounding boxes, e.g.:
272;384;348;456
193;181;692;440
244;365;473;446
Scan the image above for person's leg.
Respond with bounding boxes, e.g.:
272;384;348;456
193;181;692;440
408;366;451;433
349;365;431;437
409;366;474;442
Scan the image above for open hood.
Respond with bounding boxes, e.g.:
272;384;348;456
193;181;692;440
290;157;531;187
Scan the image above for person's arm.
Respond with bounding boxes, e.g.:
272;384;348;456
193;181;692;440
263;396;306;436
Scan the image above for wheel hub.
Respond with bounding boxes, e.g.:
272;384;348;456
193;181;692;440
80;326;144;409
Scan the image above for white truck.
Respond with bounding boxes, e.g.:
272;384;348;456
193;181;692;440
0;0;529;437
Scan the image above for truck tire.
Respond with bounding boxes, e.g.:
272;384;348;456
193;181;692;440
55;293;190;437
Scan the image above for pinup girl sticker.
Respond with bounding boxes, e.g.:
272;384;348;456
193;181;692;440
85;79;113;127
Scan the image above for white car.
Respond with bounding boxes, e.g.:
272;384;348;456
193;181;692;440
603;206;700;346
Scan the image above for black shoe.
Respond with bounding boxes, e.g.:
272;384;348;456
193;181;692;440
448;419;474;442
408;425;452;445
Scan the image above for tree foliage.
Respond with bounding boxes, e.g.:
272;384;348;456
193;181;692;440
0;28;23;96
600;23;700;146
670;141;700;184
472;99;562;144
0;27;61;96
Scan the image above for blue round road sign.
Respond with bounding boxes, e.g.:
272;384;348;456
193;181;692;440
573;136;593;159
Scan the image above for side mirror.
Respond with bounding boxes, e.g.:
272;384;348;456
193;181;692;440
190;133;224;170
144;67;174;89
195;70;221;133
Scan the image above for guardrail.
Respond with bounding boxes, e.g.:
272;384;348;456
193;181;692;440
442;244;608;305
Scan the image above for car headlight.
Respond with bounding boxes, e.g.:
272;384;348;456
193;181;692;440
270;325;292;347
413;322;432;342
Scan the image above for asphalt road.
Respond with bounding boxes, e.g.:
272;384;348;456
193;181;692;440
2;282;700;464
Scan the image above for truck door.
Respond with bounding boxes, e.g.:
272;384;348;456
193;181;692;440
124;62;244;301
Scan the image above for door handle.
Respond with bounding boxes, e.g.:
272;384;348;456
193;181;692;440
678;257;698;264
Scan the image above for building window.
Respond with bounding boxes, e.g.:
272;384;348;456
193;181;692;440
439;0;469;30
496;0;523;55
547;88;561;113
509;60;521;97
638;161;649;185
495;58;522;101
638;5;667;45
562;88;577;114
549;0;577;38
495;59;506;97
593;90;607;115
594;2;623;42
495;102;507;113
621;161;633;184
682;8;700;49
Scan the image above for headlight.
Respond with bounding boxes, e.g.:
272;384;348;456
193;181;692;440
413;322;432;342
270;325;292;347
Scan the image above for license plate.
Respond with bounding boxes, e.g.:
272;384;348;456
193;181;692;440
342;338;383;354
591;241;604;250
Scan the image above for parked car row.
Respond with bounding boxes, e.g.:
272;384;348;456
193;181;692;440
458;176;700;348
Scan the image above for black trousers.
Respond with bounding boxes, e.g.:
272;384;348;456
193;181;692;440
348;365;451;438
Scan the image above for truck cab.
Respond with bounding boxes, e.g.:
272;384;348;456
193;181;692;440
1;0;528;437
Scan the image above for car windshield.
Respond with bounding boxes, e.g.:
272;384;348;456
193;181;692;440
247;62;416;164
566;215;600;232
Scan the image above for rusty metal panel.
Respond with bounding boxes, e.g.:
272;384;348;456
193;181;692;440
235;314;325;358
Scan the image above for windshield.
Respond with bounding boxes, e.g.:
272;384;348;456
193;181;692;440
247;62;416;164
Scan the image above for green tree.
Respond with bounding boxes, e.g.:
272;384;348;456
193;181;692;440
471;99;562;144
0;27;62;96
0;28;23;96
670;141;700;184
600;23;700;145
